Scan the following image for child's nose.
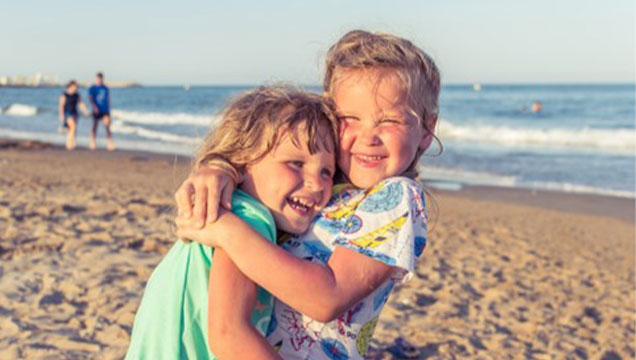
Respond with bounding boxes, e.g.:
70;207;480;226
304;172;325;192
359;125;381;146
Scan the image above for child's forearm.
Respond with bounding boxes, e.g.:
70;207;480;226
213;213;348;322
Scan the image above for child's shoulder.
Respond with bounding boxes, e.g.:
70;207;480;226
356;176;424;210
366;176;425;203
230;189;277;240
375;176;424;191
325;177;425;215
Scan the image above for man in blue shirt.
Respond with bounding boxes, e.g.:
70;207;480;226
88;72;115;150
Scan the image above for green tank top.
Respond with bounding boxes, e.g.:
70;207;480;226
125;190;277;359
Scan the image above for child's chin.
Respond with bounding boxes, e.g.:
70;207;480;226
279;220;311;235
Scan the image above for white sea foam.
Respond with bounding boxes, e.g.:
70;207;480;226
0;127;194;155
419;165;518;188
437;120;636;154
0;128;64;143
522;180;636;198
110;121;201;144
418;165;635;198
2;103;38;116
111;109;218;127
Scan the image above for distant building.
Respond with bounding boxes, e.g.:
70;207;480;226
0;73;140;88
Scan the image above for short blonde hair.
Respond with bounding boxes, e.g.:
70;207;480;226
324;30;441;175
324;30;440;119
195;86;339;180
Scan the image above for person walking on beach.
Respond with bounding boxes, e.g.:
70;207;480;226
58;80;89;150
88;72;115;150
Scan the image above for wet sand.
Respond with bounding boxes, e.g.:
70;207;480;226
0;140;634;359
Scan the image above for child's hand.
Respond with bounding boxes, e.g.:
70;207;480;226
174;208;233;248
174;167;236;227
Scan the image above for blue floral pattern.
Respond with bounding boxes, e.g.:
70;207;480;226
267;177;428;359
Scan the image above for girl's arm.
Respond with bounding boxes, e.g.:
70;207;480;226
88;88;97;113
179;213;394;323
208;248;281;360
58;95;65;124
78;97;90;116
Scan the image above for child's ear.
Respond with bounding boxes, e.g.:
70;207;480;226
419;133;433;151
419;114;438;151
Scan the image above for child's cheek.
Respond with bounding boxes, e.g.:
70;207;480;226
339;121;348;139
378;125;406;140
339;127;355;152
383;125;414;141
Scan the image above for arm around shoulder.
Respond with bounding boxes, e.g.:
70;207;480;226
194;178;425;324
207;212;396;323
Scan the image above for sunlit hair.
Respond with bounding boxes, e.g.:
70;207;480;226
195;85;339;178
323;30;442;175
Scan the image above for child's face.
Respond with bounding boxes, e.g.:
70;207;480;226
333;68;429;188
240;125;335;234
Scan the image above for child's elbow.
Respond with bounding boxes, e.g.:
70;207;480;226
311;301;347;323
312;311;339;323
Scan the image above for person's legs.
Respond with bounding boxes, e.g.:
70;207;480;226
66;116;77;150
103;114;115;151
90;117;98;150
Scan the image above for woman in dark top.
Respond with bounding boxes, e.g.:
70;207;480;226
58;80;88;150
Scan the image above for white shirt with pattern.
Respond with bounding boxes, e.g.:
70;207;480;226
266;177;428;360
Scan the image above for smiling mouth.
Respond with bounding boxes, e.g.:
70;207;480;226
353;154;387;165
287;196;316;216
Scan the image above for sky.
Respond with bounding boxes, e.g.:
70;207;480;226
1;0;634;85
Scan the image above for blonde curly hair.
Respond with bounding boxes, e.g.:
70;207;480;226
195;85;339;182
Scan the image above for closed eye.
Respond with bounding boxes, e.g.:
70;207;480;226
339;115;360;123
380;118;405;125
287;160;303;170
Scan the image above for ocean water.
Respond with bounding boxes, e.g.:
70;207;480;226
1;84;634;198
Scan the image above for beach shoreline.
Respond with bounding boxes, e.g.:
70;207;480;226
2;137;633;223
1;139;634;359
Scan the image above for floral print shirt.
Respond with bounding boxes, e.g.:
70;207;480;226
266;177;428;360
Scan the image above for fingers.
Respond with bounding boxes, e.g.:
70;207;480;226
191;183;208;228
220;182;234;211
175;167;238;225
175;213;219;247
175;217;192;240
205;173;235;223
174;216;190;243
174;214;190;229
175;213;201;242
206;184;221;223
174;181;194;217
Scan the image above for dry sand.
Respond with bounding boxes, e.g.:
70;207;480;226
0;140;634;359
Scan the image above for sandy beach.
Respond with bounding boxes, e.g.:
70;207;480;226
0;140;633;359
